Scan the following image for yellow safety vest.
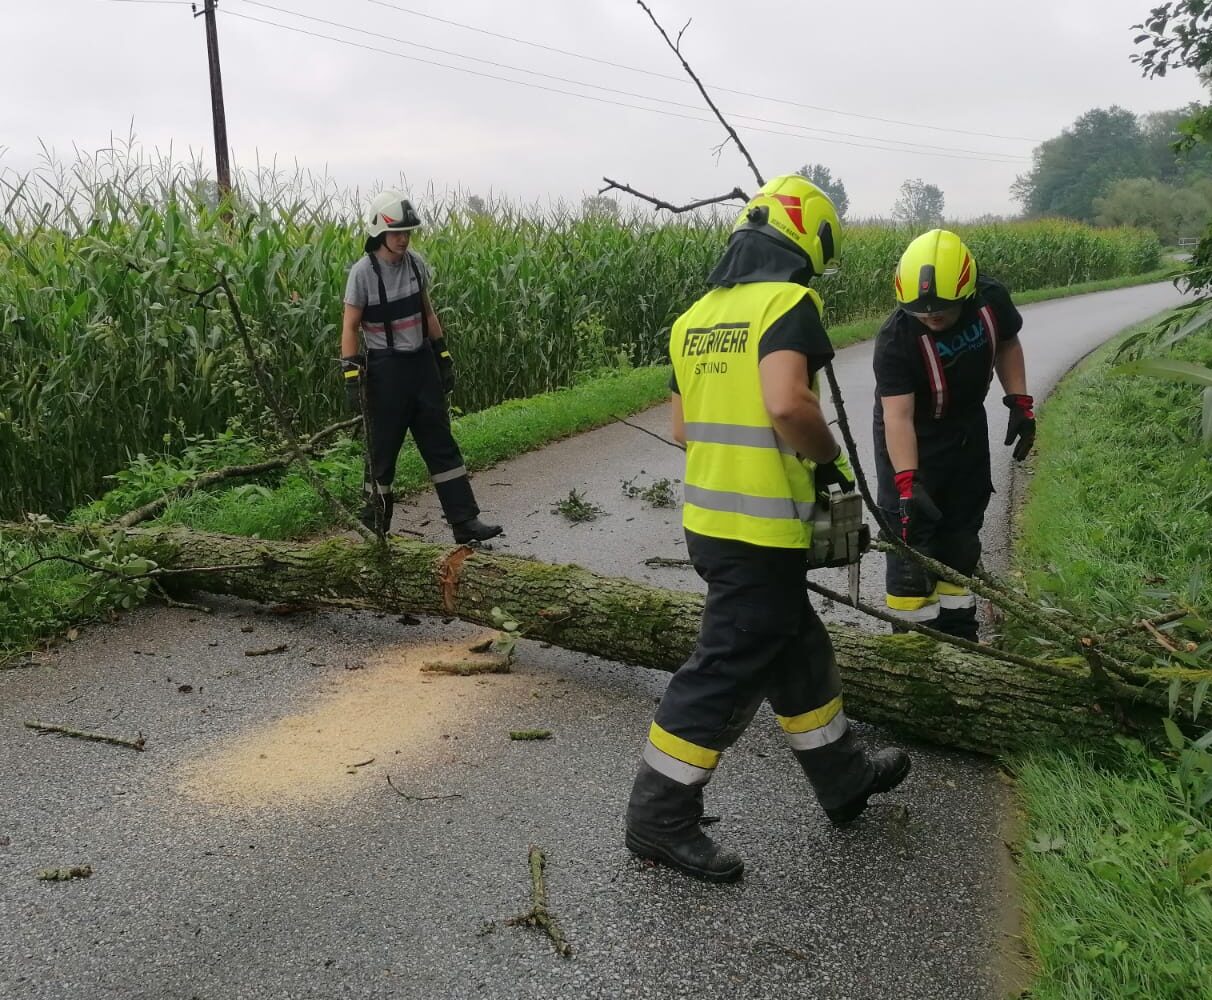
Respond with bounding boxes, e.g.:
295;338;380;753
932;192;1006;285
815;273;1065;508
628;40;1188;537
670;282;824;549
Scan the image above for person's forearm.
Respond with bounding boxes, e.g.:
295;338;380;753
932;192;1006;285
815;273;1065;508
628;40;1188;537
769;395;838;464
426;309;444;340
884;414;918;473
995;338;1027;395
341;322;360;358
670;393;686;446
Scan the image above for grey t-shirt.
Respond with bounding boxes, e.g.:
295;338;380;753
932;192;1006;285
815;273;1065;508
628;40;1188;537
343;249;433;352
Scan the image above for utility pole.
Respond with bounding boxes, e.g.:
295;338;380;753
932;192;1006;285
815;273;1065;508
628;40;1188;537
195;0;232;199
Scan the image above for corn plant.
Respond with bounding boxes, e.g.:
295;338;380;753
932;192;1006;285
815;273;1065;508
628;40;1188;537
0;144;1162;519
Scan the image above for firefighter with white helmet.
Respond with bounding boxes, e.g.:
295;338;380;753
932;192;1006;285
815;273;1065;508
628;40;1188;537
624;175;911;883
874;229;1033;639
340;191;502;541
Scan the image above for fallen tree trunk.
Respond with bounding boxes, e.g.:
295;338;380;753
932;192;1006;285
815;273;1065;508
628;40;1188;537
3;522;1159;754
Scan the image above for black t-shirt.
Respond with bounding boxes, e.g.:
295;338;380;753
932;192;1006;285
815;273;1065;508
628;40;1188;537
670;293;834;393
872;275;1022;427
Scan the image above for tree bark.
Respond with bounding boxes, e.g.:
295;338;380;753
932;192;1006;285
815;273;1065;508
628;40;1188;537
4;522;1155;755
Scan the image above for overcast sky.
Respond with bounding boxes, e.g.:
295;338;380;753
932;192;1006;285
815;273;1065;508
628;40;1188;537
3;0;1208;220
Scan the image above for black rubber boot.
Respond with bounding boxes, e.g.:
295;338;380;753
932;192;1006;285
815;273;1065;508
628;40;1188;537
624;761;743;883
451;517;502;543
932;605;979;642
359;491;394;535
823;748;912;827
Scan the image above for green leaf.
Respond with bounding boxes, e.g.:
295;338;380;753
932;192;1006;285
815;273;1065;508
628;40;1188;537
1026;833;1067;854
1183;848;1212;885
1169;677;1183;719
1164;716;1187;751
1114;357;1212;387
1194;679;1210;722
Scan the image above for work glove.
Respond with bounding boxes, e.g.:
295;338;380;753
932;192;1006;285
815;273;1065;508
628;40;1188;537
1003;394;1036;461
814;446;857;495
895;469;941;545
341;354;364;415
432;336;456;395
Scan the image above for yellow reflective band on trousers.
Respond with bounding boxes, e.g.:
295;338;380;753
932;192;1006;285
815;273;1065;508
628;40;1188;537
933;580;976;609
776;696;850;751
886;593;940;621
670;282;825;550
643;721;720;786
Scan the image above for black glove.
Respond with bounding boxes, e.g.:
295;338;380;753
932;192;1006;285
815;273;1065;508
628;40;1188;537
341;354;364;415
1003;394;1036;461
814;446;856;495
895;469;941;545
432;337;455;395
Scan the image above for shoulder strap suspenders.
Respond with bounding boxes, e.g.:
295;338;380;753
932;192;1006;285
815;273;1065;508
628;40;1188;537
408;252;429;341
915;332;948;421
366;252;394;350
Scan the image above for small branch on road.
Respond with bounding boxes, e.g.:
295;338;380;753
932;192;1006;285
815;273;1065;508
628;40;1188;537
385;774;462;802
24;720;146;752
505;845;573;958
644;556;692;568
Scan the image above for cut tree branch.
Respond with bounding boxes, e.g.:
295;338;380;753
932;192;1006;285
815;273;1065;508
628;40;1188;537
598;178;749;213
635;0;765;188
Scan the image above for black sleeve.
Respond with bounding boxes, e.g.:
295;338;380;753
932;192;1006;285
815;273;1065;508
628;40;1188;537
978;276;1023;339
669;369;679;394
872;314;917;398
757;295;834;375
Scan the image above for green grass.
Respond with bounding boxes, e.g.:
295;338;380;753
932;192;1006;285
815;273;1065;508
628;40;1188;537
1014;310;1212;997
1017;748;1212;999
156;365;672;539
1018;318;1212;625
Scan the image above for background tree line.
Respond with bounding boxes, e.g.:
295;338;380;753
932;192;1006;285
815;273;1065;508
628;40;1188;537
1013;103;1212;242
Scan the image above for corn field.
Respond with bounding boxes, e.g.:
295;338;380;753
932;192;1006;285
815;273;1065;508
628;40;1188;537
0;150;1161;518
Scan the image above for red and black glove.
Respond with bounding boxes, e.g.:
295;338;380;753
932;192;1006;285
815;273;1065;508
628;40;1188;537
432;337;456;395
895;469;941;544
1003;394;1036;461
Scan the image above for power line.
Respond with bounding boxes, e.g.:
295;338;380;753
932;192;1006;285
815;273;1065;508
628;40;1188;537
352;0;1043;145
219;7;1029;165
233;0;1027;161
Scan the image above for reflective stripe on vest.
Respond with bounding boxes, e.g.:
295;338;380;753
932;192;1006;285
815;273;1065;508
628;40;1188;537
917;301;1000;421
671;283;823;549
979;303;998;389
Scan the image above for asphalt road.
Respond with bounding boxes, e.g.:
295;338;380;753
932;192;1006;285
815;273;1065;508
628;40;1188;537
0;281;1185;1000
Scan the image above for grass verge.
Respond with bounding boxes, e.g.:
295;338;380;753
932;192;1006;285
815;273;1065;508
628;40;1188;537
1016;747;1212;999
1013;311;1212;998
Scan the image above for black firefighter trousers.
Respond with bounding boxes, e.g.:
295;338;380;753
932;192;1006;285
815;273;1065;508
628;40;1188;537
875;410;994;641
362;348;478;528
628;530;873;839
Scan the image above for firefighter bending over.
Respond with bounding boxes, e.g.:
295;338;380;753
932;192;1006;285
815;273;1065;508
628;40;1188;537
340;191;502;543
624;175;912;883
874;230;1032;640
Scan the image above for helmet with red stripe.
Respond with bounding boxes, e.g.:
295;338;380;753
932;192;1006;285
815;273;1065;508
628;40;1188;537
894;229;977;315
731;174;841;278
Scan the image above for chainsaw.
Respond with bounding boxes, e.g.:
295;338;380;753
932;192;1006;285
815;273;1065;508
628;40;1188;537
806;485;870;605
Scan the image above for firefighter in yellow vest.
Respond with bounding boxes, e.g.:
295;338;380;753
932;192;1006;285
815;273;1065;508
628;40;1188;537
624;175;911;883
